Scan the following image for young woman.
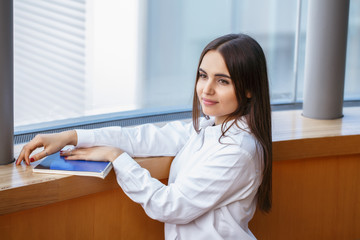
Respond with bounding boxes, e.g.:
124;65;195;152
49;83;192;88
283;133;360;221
16;33;272;240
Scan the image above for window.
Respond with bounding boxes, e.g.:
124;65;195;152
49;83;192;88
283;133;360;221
345;0;360;100
14;0;360;132
14;0;88;127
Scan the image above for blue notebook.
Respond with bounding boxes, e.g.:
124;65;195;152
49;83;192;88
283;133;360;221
33;152;113;179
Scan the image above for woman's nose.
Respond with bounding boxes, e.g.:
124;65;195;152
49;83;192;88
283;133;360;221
203;80;215;95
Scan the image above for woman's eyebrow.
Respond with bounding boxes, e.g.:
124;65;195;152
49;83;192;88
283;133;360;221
215;73;231;79
199;68;207;74
199;68;231;78
199;68;231;79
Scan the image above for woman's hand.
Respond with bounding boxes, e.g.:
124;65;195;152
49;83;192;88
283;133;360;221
60;146;124;162
16;130;77;166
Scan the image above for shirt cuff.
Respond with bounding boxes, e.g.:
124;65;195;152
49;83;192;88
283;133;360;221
75;129;96;148
112;152;139;176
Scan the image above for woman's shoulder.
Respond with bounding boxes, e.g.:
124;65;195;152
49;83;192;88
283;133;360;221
221;119;259;156
198;117;259;153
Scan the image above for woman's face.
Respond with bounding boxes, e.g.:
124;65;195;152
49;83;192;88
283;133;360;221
196;50;238;125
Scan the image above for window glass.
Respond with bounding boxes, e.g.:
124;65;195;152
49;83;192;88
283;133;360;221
14;0;359;130
344;0;360;100
140;0;233;109
14;0;88;127
231;0;298;104
14;0;140;128
294;0;308;102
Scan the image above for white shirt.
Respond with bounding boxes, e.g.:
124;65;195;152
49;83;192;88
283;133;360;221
76;118;263;240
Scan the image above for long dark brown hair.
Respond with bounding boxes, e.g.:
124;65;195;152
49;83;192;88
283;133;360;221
192;33;272;213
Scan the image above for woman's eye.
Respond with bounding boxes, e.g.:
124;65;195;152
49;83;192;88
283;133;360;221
199;73;207;79
218;79;230;85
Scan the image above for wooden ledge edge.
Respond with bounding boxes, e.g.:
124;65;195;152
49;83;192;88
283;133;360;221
0;156;173;215
2;134;359;215
273;135;360;161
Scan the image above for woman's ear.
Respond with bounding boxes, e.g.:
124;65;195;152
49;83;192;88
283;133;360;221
246;91;252;99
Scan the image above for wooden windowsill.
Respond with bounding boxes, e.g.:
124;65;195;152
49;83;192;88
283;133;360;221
271;107;360;160
1;107;359;215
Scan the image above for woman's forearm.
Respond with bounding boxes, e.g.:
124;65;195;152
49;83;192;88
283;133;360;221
63;130;78;146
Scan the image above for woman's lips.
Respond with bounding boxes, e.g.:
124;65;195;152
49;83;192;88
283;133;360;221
202;98;218;106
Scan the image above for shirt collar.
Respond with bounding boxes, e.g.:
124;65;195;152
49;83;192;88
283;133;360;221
199;117;215;130
199;116;250;132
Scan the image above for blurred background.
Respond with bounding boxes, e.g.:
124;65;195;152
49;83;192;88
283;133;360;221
13;0;360;129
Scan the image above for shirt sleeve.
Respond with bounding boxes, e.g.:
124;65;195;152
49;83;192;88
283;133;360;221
76;120;193;157
112;144;261;225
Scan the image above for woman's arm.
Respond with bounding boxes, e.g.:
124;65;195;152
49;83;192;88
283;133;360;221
76;121;194;157
112;144;260;224
16;130;78;165
16;120;193;165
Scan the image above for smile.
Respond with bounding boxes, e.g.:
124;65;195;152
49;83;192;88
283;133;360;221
202;98;218;106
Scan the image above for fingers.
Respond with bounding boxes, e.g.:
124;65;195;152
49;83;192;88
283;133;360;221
62;155;82;161
60;146;121;162
60;148;86;161
16;146;44;165
16;134;46;165
16;148;26;165
31;150;49;163
16;145;36;166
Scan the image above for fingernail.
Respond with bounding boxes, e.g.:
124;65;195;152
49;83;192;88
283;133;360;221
30;158;34;162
